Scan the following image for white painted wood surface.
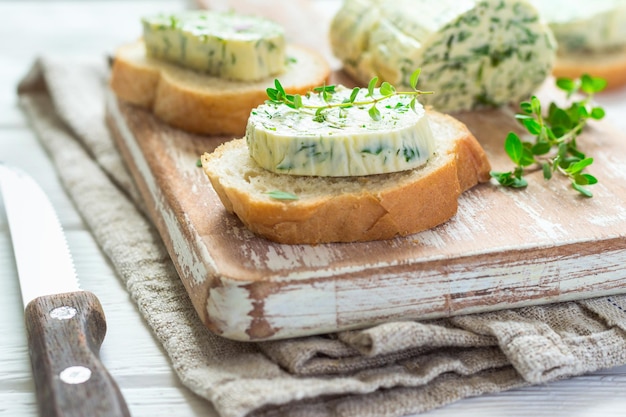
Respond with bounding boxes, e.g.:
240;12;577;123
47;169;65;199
3;1;626;416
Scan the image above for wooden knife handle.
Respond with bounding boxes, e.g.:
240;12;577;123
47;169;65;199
24;291;131;417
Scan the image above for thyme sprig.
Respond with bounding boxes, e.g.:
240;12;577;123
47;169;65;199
265;69;433;122
491;74;607;198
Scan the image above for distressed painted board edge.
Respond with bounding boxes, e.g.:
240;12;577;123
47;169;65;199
105;88;626;341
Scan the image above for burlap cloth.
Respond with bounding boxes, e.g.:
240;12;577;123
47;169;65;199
16;56;626;417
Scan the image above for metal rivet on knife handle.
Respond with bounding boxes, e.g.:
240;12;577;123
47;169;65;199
50;306;78;320
59;366;92;385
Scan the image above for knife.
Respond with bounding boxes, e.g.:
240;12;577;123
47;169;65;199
0;163;131;417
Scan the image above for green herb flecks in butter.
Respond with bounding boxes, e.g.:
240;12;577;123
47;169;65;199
142;11;286;81
330;0;557;112
246;86;436;177
529;0;626;54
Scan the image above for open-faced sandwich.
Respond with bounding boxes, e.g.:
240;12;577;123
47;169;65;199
530;0;626;89
201;73;492;244
109;10;330;135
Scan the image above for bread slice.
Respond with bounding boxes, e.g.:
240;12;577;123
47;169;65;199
553;47;626;90
201;111;491;244
109;40;331;136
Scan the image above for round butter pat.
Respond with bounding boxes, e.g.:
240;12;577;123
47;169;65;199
530;0;626;54
142;11;286;81
330;0;556;112
246;86;436;177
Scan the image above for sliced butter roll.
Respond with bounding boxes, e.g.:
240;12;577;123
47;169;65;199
142;11;286;81
530;0;626;54
330;0;556;112
246;86;435;177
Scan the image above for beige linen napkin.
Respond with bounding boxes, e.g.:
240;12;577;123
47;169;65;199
16;56;626;417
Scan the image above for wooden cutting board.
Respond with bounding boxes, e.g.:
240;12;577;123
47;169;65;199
105;75;626;341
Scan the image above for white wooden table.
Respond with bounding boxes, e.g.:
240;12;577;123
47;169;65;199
2;1;626;416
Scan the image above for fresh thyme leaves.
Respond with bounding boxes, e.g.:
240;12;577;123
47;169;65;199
169;15;180;29
491;74;607;198
265;69;433;123
196;158;203;168
267;190;299;201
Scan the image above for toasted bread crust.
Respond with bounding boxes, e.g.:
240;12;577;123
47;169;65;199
202;111;491;244
109;40;331;136
553;48;626;90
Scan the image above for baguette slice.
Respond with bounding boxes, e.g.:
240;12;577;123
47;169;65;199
201;111;492;244
109;40;331;136
553;47;626;90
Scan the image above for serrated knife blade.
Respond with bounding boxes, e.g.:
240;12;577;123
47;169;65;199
0;163;130;417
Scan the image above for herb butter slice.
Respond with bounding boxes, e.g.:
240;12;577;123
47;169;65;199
246;86;435;177
330;0;556;112
142;11;286;81
530;0;626;54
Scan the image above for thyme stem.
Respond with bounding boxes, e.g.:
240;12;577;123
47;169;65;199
490;74;607;198
265;69;431;123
